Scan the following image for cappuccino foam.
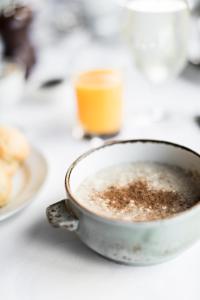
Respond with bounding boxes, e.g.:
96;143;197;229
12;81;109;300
75;162;200;221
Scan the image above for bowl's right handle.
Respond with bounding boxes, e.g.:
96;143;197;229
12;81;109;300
46;200;79;231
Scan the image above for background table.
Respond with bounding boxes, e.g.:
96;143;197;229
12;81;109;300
1;31;200;300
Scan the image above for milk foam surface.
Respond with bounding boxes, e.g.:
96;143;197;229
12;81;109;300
75;162;200;221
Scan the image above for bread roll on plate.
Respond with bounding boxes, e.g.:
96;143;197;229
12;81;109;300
0;167;12;207
0;126;30;175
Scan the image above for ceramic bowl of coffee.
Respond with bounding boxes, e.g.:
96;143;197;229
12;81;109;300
46;140;200;265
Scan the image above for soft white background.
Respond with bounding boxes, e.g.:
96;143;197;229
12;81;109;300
1;31;200;300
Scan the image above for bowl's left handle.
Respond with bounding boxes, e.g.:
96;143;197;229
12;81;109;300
46;200;79;231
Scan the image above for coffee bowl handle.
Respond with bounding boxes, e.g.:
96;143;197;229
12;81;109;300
46;200;79;231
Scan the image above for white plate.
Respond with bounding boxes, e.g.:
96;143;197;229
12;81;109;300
0;146;48;221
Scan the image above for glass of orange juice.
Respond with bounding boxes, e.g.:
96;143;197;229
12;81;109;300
74;69;123;139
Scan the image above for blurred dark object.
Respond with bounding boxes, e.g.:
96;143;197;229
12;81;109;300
194;115;200;127
40;78;64;89
0;4;36;78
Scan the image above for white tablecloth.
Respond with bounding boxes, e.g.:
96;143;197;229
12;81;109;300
1;32;200;300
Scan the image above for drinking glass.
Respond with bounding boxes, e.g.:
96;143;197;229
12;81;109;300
73;69;123;145
123;0;190;124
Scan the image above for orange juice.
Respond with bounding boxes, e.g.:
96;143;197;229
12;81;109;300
75;69;123;136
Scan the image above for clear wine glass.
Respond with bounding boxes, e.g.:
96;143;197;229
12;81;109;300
123;0;190;125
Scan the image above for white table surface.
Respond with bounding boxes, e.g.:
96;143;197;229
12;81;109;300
1;31;200;300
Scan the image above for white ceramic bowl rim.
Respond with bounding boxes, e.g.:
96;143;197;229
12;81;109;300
65;139;200;227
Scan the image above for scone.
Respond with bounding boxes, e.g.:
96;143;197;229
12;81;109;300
0;159;19;176
0;167;12;207
0;126;30;175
